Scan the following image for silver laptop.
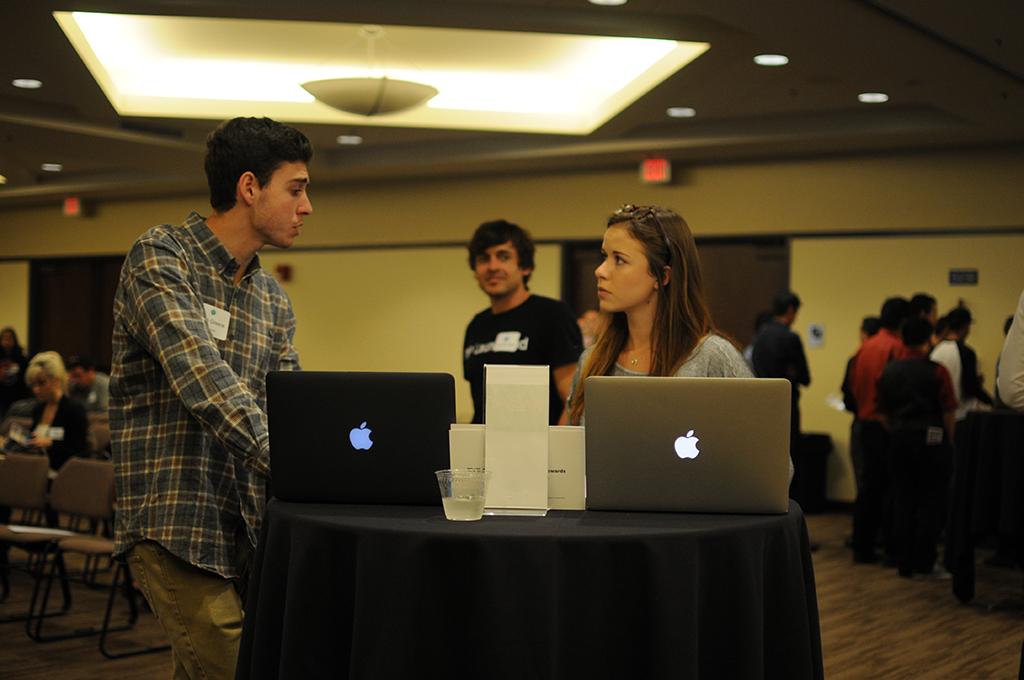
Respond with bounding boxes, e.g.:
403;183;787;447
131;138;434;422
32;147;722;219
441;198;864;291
584;376;791;514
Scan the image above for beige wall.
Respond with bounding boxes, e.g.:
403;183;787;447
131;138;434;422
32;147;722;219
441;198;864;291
0;146;1022;259
2;146;1023;476
792;234;1024;501
0;240;562;423
259;245;563;423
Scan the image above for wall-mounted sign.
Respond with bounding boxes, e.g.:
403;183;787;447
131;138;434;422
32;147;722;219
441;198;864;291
807;323;825;348
949;269;979;286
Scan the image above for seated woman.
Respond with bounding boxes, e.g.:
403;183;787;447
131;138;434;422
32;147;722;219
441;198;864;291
0;326;30;418
24;351;89;470
566;204;792;478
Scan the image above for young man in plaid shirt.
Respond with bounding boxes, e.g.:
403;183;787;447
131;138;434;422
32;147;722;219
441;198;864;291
110;117;312;679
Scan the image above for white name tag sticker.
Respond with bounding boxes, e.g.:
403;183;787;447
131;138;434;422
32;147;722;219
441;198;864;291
48;426;65;441
925;426;944;446
494;331;521;353
203;303;231;341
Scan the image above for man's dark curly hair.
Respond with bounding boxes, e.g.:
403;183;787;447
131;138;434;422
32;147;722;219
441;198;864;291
205;117;312;212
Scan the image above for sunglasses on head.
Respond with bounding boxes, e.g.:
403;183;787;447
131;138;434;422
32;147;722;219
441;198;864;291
614;204;673;258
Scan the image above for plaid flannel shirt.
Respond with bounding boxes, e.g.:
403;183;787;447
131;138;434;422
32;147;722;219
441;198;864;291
110;212;299;577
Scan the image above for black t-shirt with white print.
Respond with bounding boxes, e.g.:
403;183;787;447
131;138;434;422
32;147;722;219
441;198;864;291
463;295;583;425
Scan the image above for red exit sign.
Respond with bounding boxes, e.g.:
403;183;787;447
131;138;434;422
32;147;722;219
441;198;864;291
640;158;671;184
63;196;82;217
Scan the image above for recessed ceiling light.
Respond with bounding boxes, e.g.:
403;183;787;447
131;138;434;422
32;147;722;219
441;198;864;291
666;107;696;118
336;134;364;145
12;78;43;89
857;92;889;104
753;54;789;67
41;163;63;172
588;0;628;5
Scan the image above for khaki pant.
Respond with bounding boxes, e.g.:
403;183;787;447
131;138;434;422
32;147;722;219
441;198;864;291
129;540;248;680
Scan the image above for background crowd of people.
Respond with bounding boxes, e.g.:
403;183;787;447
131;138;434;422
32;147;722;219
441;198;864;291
740;290;1023;580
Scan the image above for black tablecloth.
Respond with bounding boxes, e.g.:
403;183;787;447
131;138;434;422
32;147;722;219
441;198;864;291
946;409;1024;601
237;501;823;680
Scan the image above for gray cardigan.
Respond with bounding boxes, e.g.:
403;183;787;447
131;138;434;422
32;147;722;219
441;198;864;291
569;334;753;400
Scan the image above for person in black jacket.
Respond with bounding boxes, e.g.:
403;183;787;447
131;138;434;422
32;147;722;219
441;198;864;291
909;292;938;328
877;318;957;578
949;308;994;413
752;291;810;456
24;351;88;470
931;306;994;424
0;327;30;418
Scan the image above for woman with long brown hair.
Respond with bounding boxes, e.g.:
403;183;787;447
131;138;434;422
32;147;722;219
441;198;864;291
566;204;751;425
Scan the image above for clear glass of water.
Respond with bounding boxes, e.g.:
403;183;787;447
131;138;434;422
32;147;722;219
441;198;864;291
435;468;489;521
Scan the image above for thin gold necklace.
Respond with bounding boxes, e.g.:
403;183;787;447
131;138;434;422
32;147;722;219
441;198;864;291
626;346;647;367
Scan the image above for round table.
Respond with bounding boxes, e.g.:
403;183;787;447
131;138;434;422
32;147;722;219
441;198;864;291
238;500;822;680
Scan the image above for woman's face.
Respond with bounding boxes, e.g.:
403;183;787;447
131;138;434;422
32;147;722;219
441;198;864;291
0;331;14;351
30;374;61;403
595;225;659;316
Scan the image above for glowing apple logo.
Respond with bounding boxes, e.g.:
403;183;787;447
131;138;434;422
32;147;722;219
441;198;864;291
349;422;373;451
674;430;700;459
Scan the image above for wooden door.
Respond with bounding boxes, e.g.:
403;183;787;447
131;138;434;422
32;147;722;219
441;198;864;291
29;256;125;371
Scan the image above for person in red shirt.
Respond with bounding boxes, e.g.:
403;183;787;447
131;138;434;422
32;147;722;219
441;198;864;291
877;317;957;578
849;297;911;563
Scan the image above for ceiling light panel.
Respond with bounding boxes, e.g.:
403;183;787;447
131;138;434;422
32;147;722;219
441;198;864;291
54;11;709;135
666;107;696;118
858;92;889;103
753;54;788;66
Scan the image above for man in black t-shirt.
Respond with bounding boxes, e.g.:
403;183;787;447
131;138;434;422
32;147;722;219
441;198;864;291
752;291;811;450
463;220;582;424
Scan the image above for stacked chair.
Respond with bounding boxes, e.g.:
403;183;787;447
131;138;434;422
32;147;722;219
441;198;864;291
0;454;169;659
87;412;112;458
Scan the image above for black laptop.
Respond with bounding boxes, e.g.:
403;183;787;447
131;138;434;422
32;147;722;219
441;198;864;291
267;371;456;505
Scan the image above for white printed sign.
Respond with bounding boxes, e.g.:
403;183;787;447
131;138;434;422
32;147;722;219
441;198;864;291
449;423;584;510
483;364;549;513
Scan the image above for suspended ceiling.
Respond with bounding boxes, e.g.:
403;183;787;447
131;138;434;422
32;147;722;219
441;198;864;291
1;0;1022;206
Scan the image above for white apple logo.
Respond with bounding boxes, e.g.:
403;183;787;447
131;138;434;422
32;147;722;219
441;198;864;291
674;429;700;459
349;421;373;450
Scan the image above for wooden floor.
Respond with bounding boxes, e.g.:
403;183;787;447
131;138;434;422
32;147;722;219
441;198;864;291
810;512;1022;679
0;511;1021;679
